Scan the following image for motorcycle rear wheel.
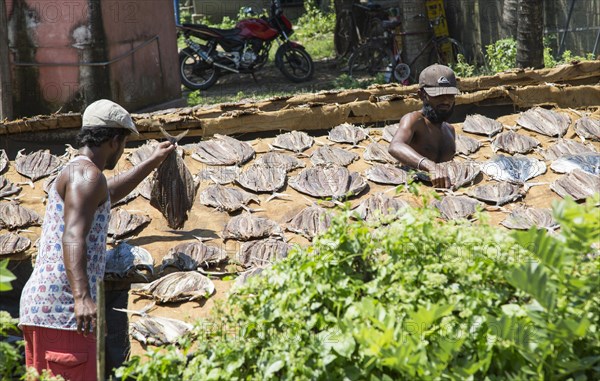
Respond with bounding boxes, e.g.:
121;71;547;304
179;47;219;90
275;45;314;83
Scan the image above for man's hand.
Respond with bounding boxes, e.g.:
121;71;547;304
74;295;97;336
431;163;452;189
149;140;176;167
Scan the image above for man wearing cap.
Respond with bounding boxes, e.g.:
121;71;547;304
388;64;459;188
19;99;175;381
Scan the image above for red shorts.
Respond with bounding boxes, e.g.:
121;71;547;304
22;325;97;381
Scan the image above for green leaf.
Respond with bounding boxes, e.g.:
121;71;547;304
264;360;284;378
0;260;16;292
505;263;556;311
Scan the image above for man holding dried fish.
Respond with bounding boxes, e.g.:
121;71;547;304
19;99;175;380
388;64;459;188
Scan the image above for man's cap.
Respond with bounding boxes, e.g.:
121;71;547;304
418;64;459;96
82;99;139;135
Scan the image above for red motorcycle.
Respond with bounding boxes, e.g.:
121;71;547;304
177;0;314;90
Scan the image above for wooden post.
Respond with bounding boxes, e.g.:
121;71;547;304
97;280;106;381
0;0;14;121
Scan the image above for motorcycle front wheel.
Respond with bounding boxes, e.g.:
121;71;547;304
275;45;314;83
179;47;219;90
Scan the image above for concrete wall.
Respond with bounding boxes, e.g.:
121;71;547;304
6;0;181;118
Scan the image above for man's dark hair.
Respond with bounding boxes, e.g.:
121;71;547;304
76;127;131;148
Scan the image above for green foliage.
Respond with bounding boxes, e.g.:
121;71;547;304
0;311;25;380
0;260;16;292
485;38;517;73
451;54;476;78
294;1;336;60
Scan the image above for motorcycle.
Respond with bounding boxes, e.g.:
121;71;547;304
177;0;314;90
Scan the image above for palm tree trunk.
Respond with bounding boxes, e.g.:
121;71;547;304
516;0;544;69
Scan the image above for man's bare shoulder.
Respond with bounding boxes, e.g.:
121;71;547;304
56;159;107;197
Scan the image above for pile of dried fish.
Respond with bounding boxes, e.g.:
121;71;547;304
574;116;600;141
286;206;332;239
130;314;193;346
222;213;284;241
0;233;31;256
352;193;409;221
433;196;481;220
516;107;570;137
0;202;41;230
160;240;227;272
0;150;8;173
461;114;503;137
200;185;260;213
133;271;215;303
236;163;287;193
108;208;151;240
491;131;540;154
15;149;62;181
271;130;314;153
0;177;21;199
550;153;600;175
236;238;290;268
364;164;411;185
192;134;255;165
455;134;481;156
382;123;399;142
195;166;240;185
500;207;558;230
104;242;154;281
310;145;358;166
539;139;596;161
151;129;197;229
438;161;481;190
467;182;525;206
482;154;546;183
255;152;305;172
364;143;397;164
127;140;159;166
289;164;367;200
328;123;368;146
551;169;600;201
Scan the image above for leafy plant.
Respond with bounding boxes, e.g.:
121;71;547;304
0;311;25;380
0;260;16;292
485;38;517;73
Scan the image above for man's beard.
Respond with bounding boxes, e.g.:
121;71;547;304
105;152;120;170
422;102;454;124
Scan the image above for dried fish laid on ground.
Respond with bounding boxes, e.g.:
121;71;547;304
289;164;367;200
108;208;151;240
132;271;215;303
455;134;481;156
236;163;287;193
433;196;482;220
467;182;526;206
382;123;399;142
516;107;571;137
0;233;31;256
192;134;255;165
236;238;290;268
461;114;503;137
438;161;481;190
482;154;546;183
310;145;358;166
199;184;260;213
364;164;412;185
127;140;159;166
42;174;58;194
0;177;21;199
550;153;600;175
0;202;42;230
138;176;154;200
500;207;558;230
364;142;397;164
151;128;198;229
551;169;600;201
111;188;140;207
222;213;284;241
328;122;369;146
130;314;193;346
271;130;314;153
539;139;596;161
160;240;228;273
0;150;8;173
195;166;240;185
255;152;305;172
574;116;600;141
491;131;540;154
286;206;333;239
104;242;154;281
234;267;267;289
14;149;62;181
352;193;410;221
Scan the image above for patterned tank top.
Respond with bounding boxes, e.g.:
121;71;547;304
19;156;111;330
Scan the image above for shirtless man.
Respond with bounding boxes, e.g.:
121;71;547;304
388;64;458;188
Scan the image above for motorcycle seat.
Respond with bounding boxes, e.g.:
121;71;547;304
180;23;241;39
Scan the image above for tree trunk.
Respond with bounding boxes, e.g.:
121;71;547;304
517;0;544;69
0;0;13;120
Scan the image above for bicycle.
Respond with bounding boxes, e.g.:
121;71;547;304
348;15;464;84
334;1;389;57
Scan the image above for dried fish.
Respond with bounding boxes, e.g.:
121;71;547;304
461;114;503;137
328;123;369;146
42;174;58;194
108;208;151;240
236;163;287;193
550;153;600;175
551;169;600;201
467;182;525;206
310;145;358;166
539;139;596;161
160;240;228;272
364;164;411;185
0;150;8;173
0;202;42;230
439;161;481;190
255;152;305;172
271;130;314;153
105;242;154;280
433;196;481;220
127;140;159;166
382;123;399;142
151;128;197;229
234;267;266;289
0;176;21;199
574;116;600;141
192;134;255;165
286;206;333;239
199;185;260;213
138;176;154;200
482;154;546;183
236;238;290;268
455;134;481;156
14;149;62;181
500;207;558;230
364;143;397;164
111;188;140;207
491;131;540;154
222;213;284;241
353;193;410;221
130;315;193;346
0;233;31;256
195;166;240;185
132;271;215;303
289;164;367;200
516;107;570;137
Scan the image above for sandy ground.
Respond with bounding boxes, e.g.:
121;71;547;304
1;106;599;360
